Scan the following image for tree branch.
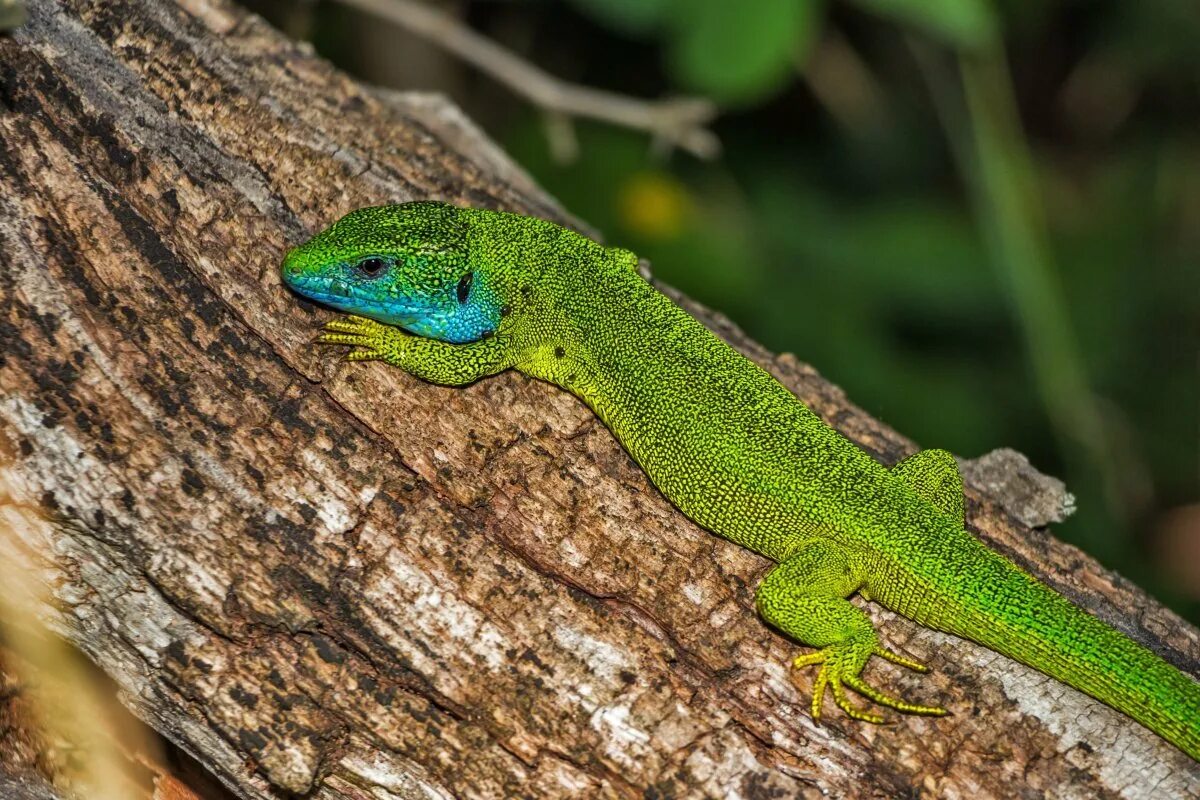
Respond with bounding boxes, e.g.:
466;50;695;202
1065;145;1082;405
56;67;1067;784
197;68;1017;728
0;1;1197;797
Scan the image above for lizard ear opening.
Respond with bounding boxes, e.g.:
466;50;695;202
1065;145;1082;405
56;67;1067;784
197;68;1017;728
456;271;474;304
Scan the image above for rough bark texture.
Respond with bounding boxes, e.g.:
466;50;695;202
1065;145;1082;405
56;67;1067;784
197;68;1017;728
1;1;1198;798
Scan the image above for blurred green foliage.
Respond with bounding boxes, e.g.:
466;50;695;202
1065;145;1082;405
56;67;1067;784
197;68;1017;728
248;0;1199;620
848;0;996;49
564;0;996;102
566;0;816;104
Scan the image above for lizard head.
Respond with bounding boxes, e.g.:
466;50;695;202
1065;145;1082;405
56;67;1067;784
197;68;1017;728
281;201;503;343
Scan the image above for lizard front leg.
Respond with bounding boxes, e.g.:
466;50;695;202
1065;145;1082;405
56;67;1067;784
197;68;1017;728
757;540;948;723
317;315;512;386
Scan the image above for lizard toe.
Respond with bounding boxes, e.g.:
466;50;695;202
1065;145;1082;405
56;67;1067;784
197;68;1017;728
316;332;374;346
874;644;931;674
843;673;947;717
829;675;887;724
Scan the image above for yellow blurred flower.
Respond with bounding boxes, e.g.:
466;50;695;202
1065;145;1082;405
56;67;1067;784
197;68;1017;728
617;172;690;240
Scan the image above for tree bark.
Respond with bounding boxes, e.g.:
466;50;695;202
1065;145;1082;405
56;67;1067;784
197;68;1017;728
1;1;1198;797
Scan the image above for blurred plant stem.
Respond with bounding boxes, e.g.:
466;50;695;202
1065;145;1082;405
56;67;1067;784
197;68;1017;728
0;496;155;800
912;40;1131;543
800;28;891;136
335;0;719;161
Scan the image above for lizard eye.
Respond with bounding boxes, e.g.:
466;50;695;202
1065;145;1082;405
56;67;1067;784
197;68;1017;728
456;271;473;304
356;257;388;278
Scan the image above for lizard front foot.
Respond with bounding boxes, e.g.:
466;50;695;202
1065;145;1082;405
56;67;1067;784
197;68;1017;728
316;315;408;363
793;644;949;724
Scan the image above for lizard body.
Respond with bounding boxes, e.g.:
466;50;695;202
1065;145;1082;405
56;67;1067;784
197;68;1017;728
282;201;1200;759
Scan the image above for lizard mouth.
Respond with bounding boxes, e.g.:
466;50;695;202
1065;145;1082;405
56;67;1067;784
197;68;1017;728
284;273;355;307
282;271;430;327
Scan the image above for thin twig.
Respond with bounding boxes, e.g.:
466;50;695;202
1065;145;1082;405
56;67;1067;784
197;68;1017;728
336;0;721;160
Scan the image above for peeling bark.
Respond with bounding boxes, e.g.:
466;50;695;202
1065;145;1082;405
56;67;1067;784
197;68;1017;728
1;1;1198;798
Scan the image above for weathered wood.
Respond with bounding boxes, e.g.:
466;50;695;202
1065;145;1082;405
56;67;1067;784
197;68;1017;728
1;1;1198;797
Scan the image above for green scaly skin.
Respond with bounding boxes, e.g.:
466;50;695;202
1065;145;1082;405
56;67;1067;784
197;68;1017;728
281;201;1200;760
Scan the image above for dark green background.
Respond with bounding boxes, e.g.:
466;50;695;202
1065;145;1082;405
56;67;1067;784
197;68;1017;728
248;0;1199;621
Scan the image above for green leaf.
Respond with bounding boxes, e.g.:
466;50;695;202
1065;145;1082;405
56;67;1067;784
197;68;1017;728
668;0;819;104
568;0;670;36
851;0;998;49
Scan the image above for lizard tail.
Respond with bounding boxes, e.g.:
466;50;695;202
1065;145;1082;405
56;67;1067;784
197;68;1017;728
941;549;1200;761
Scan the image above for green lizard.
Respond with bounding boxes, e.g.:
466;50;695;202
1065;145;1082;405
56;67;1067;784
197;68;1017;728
281;201;1200;761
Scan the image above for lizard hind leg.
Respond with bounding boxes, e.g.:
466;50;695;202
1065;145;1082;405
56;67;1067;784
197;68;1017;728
756;541;948;724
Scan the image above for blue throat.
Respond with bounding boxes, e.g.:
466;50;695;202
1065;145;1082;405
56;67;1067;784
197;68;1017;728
402;301;498;344
285;274;500;344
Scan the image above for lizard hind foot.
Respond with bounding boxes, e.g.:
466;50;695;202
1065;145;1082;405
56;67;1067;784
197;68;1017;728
756;543;948;726
791;646;948;725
